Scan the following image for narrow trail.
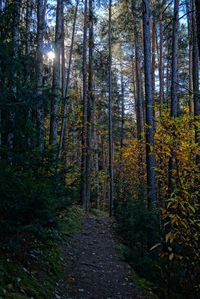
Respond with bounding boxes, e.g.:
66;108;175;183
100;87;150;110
55;215;143;299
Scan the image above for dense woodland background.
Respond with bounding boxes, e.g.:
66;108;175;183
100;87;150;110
0;0;200;298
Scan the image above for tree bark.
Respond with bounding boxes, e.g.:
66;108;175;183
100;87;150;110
143;0;157;209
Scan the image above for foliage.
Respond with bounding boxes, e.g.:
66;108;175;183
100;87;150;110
0;147;77;251
115;109;200;298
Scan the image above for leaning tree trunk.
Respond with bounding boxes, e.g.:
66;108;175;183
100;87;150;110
143;0;157;210
49;0;63;146
36;0;47;152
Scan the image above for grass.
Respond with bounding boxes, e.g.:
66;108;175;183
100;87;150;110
0;206;84;299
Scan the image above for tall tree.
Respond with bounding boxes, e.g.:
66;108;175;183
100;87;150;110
159;4;164;106
186;0;193;115
168;0;179;194
192;0;200;163
36;0;47;152
132;16;144;141
7;0;20;160
151;13;156;103
143;0;157;209
120;67;125;147
195;0;200;57
59;0;79;158
108;0;114;216
170;0;179;118
50;0;64;146
81;0;89;210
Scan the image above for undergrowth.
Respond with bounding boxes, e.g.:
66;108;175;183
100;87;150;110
0;207;84;299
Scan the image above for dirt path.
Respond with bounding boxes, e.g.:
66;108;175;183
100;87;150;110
55;215;143;299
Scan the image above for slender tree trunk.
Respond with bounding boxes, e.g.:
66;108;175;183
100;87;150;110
81;0;89;210
152;14;156;103
134;33;144;141
36;0;47;152
108;0;114;216
59;0;79;158
186;0;193;115
93;102;100;209
120;68;125;147
50;0;63;146
192;0;200;163
0;1;3;159
86;0;94;204
143;0;157;209
195;0;200;58
7;0;20;160
25;0;32;57
168;0;179;194
170;0;179;118
159;7;164;106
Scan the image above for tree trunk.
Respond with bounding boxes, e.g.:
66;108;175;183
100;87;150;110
49;0;63;146
168;0;179;194
134;32;144;141
186;0;193;115
195;0;200;58
159;7;164;106
108;0;114;216
192;0;200;164
36;0;47;152
81;0;89;210
59;0;79;158
25;0;32;57
152;14;156;104
170;0;179;118
143;0;157;209
120;68;125;147
7;0;20;160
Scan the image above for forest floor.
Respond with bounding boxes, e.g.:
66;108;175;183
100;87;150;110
54;214;143;299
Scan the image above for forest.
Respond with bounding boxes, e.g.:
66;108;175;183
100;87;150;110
0;0;199;298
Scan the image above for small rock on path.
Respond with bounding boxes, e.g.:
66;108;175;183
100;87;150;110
55;215;143;299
